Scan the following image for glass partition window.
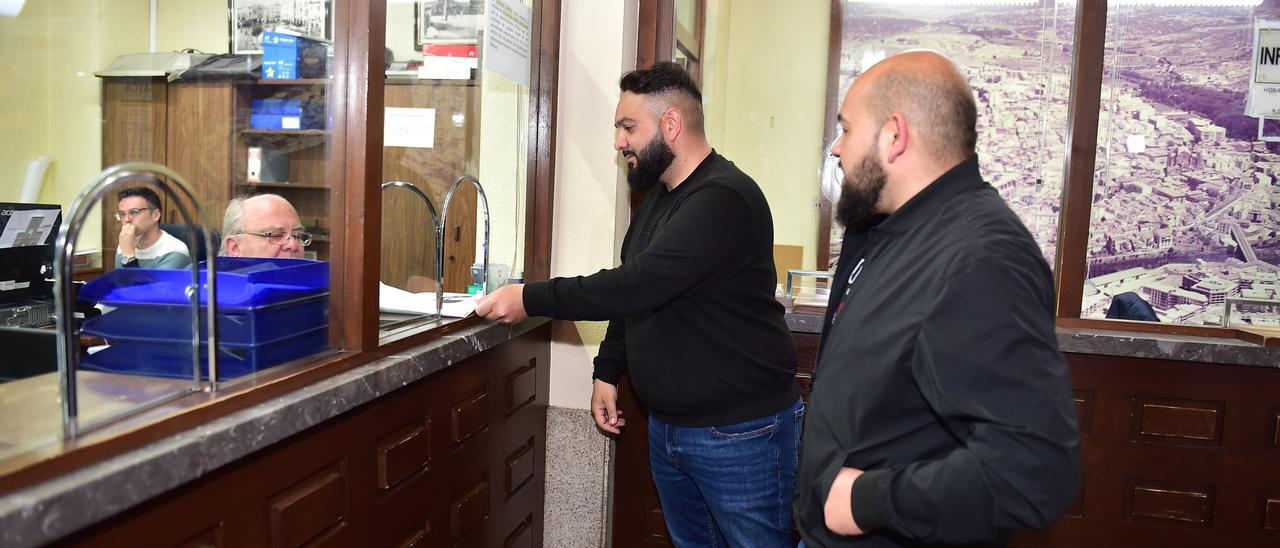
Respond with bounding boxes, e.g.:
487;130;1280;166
0;0;343;456
834;1;1077;269
379;0;532;343
1084;1;1280;326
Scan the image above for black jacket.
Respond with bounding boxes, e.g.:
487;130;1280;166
794;156;1080;547
523;151;799;426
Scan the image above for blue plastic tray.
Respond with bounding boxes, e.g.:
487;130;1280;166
79;257;327;308
81;326;328;381
81;294;328;346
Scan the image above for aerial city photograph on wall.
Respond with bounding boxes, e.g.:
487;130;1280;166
837;1;1280;327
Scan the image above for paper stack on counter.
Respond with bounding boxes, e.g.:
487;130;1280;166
378;282;479;318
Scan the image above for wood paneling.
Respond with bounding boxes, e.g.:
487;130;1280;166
165;81;236;229
175;525;223;548
100;77;168;271
1074;390;1095;437
613;327;1280;548
376;416;431;490
504;515;533;548
506;361;537;415
57;324;551;548
505;437;535;497
452;384;491;445
267;462;347;547
1132;397;1223;446
1264;495;1280;532
450;475;489;540
1126;480;1214;528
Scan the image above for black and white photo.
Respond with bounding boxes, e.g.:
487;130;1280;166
415;0;484;46
230;0;332;54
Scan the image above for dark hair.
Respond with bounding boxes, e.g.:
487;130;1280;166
619;62;704;134
117;187;162;211
620;61;703;103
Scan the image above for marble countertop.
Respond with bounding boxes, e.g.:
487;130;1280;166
785;311;1279;369
0;318;547;548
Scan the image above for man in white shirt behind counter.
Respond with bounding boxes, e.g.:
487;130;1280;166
114;187;190;269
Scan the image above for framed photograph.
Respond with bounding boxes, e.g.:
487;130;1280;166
415;0;484;47
229;0;333;54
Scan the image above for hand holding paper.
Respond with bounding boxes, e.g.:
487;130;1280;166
475;283;527;325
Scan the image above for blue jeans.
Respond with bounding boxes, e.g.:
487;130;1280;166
648;398;804;547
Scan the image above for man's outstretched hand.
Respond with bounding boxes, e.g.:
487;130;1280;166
475;283;528;324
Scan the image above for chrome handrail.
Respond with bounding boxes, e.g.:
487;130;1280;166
381;181;439;229
381;181;442;323
53;162;218;437
438;175;489;316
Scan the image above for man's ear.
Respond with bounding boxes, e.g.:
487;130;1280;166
662;107;683;143
882;113;909;164
150;207;162;222
223;237;240;257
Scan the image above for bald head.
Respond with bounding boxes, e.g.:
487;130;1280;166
855;51;977;165
221;194;306;258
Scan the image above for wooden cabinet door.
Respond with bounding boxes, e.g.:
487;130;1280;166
100;77;168;271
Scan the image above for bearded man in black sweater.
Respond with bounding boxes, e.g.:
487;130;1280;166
477;62;801;546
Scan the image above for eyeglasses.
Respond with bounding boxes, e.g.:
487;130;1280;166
237;229;313;247
113;207;154;221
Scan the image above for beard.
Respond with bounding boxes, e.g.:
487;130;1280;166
624;132;675;193
835;151;888;230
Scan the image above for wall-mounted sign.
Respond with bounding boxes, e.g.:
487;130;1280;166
1246;19;1280;118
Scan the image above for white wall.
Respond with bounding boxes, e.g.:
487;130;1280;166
547;0;637;409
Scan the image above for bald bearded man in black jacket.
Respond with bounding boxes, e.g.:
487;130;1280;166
793;51;1080;547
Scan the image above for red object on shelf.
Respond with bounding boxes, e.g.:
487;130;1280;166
421;44;478;58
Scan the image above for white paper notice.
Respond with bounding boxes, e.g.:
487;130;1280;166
1248;21;1280;117
0;209;58;248
484;0;532;87
384;107;436;149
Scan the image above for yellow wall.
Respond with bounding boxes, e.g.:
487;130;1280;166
156;0;230;54
0;0;152;251
702;0;830;271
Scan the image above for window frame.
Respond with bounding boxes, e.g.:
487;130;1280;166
815;0;1279;347
0;0;562;493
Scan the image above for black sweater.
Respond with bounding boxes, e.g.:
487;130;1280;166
794;156;1080;547
522;151;799;426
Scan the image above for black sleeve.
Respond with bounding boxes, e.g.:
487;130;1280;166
848;255;1081;542
522;185;753;321
592;318;626;384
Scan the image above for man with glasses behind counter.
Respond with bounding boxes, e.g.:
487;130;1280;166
220;194;311;259
115;187;191;269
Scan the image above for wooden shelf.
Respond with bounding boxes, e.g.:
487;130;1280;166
246;78;329;86
241;129;328;137
240;129;328;151
238;182;329;190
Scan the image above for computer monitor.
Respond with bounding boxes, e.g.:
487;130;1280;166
0;203;62;305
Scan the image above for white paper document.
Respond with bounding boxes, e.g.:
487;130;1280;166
384;107;436;149
484;0;532;87
379;282;479;318
0;208;58;248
